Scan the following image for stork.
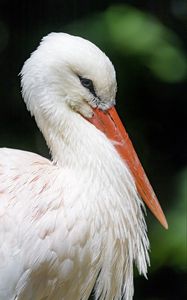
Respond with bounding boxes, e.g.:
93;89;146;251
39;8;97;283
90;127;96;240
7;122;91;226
0;33;167;300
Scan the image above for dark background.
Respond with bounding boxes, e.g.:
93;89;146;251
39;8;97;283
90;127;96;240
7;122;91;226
0;0;186;299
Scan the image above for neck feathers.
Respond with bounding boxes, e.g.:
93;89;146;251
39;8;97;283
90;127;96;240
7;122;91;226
37;108;150;300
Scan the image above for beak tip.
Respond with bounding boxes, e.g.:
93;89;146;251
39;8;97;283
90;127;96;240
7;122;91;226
154;206;168;229
161;217;168;230
153;202;168;230
144;192;168;230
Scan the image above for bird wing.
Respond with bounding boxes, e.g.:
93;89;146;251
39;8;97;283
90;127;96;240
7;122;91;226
0;148;92;300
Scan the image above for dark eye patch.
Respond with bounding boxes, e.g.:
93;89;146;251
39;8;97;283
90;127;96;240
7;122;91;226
79;76;97;98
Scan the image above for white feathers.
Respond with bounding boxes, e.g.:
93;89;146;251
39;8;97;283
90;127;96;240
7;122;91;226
0;33;149;300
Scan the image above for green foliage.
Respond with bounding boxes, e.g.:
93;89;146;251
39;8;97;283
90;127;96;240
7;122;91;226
150;168;186;271
65;4;187;82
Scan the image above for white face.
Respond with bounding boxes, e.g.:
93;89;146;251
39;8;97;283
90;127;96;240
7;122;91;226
21;33;117;119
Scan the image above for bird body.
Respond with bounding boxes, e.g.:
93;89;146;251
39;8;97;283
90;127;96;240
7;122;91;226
0;144;148;299
0;33;166;300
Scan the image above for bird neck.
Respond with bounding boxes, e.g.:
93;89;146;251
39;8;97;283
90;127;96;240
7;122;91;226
34;105;108;169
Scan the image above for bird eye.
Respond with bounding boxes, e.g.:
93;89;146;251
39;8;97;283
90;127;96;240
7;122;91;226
80;78;92;88
79;76;97;98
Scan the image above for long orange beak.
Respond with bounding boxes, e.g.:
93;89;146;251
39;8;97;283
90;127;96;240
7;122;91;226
89;107;168;229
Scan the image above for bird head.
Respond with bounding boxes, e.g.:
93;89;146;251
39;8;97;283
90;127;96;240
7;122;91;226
21;32;117;119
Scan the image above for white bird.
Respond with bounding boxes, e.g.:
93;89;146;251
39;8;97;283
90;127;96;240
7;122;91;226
0;33;167;300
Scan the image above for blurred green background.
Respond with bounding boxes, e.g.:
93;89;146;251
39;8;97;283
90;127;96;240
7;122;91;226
0;0;186;299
